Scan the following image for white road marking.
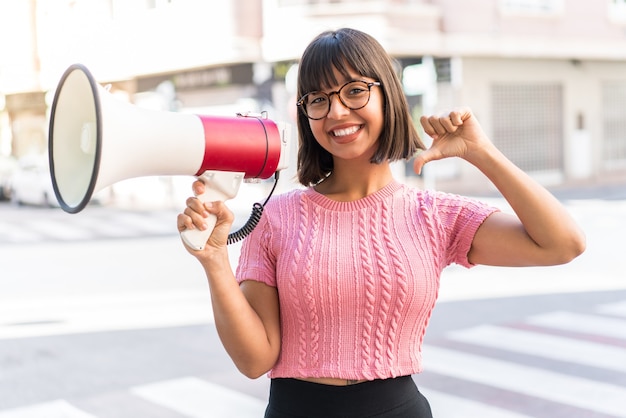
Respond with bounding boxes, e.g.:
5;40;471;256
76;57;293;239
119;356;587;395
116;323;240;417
131;376;266;418
597;300;626;318
423;345;626;417
448;324;626;371
420;388;535;418
28;220;92;240
0;221;41;243
0;290;213;339
0;400;96;418
526;311;626;340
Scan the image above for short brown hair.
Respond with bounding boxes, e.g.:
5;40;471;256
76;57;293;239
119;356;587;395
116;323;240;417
296;28;425;186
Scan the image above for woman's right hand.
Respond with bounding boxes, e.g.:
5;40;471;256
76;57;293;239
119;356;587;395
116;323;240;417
178;180;282;378
177;180;234;258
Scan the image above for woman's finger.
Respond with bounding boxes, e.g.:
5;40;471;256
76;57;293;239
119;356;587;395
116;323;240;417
177;212;196;232
192;180;205;196
419;115;438;137
186;196;209;215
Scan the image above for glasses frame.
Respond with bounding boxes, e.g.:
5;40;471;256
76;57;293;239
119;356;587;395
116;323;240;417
297;80;381;120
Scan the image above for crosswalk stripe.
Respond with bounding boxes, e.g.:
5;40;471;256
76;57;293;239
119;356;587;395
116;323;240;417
0;290;213;340
131;376;266;418
423;345;626;417
0;221;41;243
526;311;626;340
0;210;179;245
0;400;96;418
113;212;174;234
27;220;93;240
447;324;626;372
68;216;144;237
597;300;626;318
420;388;535;418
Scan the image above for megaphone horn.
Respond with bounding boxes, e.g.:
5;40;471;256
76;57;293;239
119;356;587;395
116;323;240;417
48;64;290;250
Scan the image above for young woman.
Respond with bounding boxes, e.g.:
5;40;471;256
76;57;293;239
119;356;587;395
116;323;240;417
177;28;585;418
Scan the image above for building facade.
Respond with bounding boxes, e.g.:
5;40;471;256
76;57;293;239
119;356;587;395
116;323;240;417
1;0;625;194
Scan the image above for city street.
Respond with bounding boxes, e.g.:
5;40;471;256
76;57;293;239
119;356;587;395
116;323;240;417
2;1;626;416
1;194;625;417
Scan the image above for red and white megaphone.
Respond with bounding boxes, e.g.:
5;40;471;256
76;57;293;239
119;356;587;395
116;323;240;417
48;64;290;250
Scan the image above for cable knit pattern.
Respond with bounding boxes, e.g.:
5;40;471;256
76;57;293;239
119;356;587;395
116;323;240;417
380;199;408;372
358;208;377;380
288;193;309;370
419;191;445;274
303;204;321;369
371;206;392;373
236;181;499;380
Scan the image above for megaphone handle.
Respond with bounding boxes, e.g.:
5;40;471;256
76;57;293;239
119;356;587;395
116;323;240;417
180;171;244;250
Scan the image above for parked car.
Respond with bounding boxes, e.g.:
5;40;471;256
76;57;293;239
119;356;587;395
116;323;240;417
0;155;17;200
9;154;59;207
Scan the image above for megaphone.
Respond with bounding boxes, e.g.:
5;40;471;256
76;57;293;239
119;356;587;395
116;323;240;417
48;64;290;250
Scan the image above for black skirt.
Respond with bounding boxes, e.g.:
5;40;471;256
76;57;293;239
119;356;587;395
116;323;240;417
264;375;433;418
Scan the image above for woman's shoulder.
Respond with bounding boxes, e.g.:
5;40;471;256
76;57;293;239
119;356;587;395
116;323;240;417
398;183;493;210
396;182;439;203
267;187;308;205
261;187;309;216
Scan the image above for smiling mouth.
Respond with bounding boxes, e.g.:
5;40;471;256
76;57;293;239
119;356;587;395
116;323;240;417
331;125;362;137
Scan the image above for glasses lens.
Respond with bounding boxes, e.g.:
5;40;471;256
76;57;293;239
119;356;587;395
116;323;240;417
302;92;329;119
300;81;375;119
338;81;371;110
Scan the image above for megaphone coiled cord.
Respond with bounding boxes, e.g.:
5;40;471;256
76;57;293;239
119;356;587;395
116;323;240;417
227;171;280;245
227;202;264;245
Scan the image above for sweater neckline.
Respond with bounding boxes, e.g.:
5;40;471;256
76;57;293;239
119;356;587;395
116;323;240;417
304;181;402;211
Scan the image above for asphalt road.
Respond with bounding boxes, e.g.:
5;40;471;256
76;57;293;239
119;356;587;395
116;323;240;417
0;193;625;417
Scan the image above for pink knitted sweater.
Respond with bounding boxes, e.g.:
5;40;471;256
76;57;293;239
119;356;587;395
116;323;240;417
236;181;498;380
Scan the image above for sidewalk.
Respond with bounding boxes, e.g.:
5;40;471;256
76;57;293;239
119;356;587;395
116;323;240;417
548;181;626;201
438;186;626;302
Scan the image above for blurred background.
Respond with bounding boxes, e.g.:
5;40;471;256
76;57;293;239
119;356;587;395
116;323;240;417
1;0;625;203
1;1;625;417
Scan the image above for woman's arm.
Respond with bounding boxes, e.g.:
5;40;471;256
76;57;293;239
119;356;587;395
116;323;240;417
415;109;586;267
177;182;281;378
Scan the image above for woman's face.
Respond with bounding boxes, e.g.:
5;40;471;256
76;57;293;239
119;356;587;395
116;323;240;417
306;67;384;164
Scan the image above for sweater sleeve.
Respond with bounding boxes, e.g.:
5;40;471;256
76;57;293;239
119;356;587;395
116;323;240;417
235;207;277;287
424;190;499;269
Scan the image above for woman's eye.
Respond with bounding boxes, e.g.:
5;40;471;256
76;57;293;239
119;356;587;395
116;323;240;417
348;87;366;96
309;96;327;106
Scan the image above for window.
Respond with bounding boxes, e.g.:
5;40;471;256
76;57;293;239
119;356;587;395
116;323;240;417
146;0;172;9
499;0;564;16
602;81;626;169
492;84;564;175
609;0;626;23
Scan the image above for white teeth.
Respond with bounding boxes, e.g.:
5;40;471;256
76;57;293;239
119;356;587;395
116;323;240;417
332;126;360;137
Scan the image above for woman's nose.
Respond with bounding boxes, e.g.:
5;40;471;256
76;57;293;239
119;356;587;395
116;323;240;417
326;94;350;119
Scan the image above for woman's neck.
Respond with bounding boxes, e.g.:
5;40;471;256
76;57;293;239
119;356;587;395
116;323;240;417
314;160;394;202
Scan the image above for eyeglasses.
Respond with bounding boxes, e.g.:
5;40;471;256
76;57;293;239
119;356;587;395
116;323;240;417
297;80;381;120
